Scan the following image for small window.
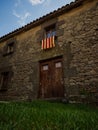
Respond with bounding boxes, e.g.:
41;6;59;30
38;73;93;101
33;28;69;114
7;43;14;54
43;65;48;71
55;62;62;68
3;42;14;56
0;72;9;91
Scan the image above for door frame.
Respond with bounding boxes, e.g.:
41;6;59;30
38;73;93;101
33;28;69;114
38;56;64;99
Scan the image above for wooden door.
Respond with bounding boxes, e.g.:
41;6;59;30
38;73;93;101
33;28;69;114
39;57;64;98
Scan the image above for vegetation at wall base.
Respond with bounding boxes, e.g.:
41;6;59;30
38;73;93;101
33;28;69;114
0;101;98;130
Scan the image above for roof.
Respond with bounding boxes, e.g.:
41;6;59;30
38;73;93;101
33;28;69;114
0;0;91;42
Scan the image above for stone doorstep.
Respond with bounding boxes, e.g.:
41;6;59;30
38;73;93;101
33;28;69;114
37;97;68;103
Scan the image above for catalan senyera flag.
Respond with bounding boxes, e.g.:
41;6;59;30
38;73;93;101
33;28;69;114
41;36;55;50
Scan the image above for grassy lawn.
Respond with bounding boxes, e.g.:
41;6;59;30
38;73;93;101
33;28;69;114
0;101;98;130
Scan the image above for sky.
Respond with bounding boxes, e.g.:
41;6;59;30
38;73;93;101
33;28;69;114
0;0;74;37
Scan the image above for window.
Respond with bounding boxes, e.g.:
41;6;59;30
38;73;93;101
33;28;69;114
3;42;14;56
41;24;57;50
45;24;56;38
55;62;62;68
0;72;9;91
7;42;14;54
43;65;48;71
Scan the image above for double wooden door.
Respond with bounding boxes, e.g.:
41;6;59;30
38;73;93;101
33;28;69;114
39;57;64;98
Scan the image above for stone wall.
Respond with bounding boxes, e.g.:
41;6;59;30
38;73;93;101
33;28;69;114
60;0;98;103
0;0;98;102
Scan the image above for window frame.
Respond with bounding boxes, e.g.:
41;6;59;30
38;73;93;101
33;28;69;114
3;41;15;56
44;24;56;38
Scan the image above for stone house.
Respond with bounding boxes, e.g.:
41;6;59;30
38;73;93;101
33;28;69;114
0;0;98;103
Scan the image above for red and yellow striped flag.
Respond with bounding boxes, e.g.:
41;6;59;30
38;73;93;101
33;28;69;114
46;38;50;49
41;36;55;50
41;39;44;49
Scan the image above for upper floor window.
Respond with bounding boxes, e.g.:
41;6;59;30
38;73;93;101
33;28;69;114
7;42;14;54
3;42;14;56
45;24;56;38
41;24;56;50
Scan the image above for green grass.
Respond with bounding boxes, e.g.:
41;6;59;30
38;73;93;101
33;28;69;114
0;101;98;130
